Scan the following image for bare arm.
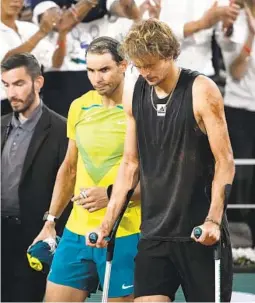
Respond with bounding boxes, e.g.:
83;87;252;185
230;6;255;80
184;2;240;38
109;0;141;20
52;32;67;68
132;182;141;201
3;9;62;61
88;81;139;245
58;0;98;32
31;139;77;244
230;32;254;80
3;30;48;61
48;139;78;219
194;76;235;225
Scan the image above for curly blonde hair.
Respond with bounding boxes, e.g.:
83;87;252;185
120;19;180;62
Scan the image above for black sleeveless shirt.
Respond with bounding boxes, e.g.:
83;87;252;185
133;69;215;240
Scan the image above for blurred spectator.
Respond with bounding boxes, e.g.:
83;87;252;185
1;53;70;301
18;0;33;22
218;0;255;247
31;0;142;117
106;0;161;41
159;0;240;77
31;0;108;23
0;0;63;116
106;0;161;83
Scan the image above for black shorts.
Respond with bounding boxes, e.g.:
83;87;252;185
134;232;233;302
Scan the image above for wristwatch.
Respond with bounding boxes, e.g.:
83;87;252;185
43;211;58;223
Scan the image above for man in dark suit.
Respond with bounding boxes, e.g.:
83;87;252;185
1;53;70;302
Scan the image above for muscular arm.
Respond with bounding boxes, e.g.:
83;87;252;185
31;139;77;243
48;139;78;220
193;76;235;224
99;81;140;235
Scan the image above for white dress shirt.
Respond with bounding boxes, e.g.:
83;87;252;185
0;20;53;100
217;10;255;112
160;0;229;76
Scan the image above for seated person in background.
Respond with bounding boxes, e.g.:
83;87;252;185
1;0;57;115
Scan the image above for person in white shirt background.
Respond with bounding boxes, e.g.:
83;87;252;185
159;0;240;77
0;0;97;116
0;0;59;115
218;0;255;248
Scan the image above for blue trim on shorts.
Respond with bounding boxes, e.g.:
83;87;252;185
48;228;139;298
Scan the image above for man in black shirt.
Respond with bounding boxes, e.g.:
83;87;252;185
87;19;235;302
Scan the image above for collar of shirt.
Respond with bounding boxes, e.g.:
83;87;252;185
0;20;23;33
11;101;43;131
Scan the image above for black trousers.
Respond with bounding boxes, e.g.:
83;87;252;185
225;106;255;247
1;217;47;302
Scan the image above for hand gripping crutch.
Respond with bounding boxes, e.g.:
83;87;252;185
193;184;232;303
88;185;134;303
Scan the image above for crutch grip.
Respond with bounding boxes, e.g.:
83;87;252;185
193;226;203;239
88;232;98;244
88;185;134;246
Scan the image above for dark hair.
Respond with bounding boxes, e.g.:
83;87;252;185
86;36;124;63
1;53;42;79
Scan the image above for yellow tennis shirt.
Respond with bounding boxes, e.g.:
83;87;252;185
65;90;141;237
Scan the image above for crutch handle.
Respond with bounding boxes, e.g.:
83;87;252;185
88;185;134;247
193;226;221;260
88;232;110;244
193;226;203;239
88;232;98;244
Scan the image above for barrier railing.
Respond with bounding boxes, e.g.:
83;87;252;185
227;159;255;209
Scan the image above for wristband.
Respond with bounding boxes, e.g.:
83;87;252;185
57;39;66;48
43;211;58;223
243;44;251;56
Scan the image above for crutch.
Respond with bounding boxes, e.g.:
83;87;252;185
88;185;134;303
193;184;232;303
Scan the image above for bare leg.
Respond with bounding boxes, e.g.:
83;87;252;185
109;294;134;302
135;295;171;302
45;281;89;302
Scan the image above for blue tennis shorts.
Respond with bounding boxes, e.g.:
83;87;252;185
48;228;139;298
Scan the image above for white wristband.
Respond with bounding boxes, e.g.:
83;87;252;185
46;214;57;222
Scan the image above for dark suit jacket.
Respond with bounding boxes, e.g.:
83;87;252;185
1;104;71;248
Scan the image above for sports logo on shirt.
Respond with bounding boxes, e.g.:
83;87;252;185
157;104;166;117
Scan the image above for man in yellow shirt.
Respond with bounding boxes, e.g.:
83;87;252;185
32;36;141;302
